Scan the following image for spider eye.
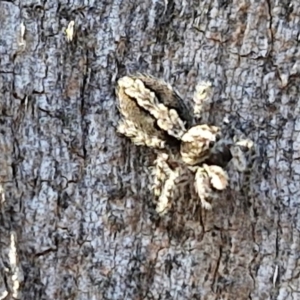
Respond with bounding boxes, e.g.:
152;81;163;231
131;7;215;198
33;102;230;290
209;140;215;148
215;133;221;142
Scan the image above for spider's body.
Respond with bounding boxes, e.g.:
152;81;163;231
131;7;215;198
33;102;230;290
116;74;254;214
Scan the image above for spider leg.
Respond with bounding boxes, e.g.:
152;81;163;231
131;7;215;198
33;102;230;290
133;73;193;127
194;166;213;210
194;164;229;210
118;76;187;140
116;79;167;149
192;81;213;122
202;164;229;190
230;137;255;172
151;153;180;215
117;119;166;149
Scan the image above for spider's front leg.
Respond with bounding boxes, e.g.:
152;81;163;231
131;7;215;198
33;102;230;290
219;116;256;172
194;164;229;210
230;137;255;172
151;152;180;215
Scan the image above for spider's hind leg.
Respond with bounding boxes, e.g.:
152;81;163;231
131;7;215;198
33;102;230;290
118;76;187;140
116;77;167;149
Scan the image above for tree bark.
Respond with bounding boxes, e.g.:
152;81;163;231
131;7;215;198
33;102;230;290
0;0;299;299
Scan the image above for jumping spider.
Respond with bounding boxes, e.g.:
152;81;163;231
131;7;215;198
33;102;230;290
115;74;254;214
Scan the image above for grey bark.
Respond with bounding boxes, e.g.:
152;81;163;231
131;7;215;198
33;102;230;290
0;0;299;299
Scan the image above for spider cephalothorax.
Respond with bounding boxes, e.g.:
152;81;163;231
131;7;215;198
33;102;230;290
116;74;254;214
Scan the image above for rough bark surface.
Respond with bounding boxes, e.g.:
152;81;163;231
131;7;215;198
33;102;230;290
0;0;299;299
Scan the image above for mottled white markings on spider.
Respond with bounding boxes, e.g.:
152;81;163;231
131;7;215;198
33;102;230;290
116;74;254;214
